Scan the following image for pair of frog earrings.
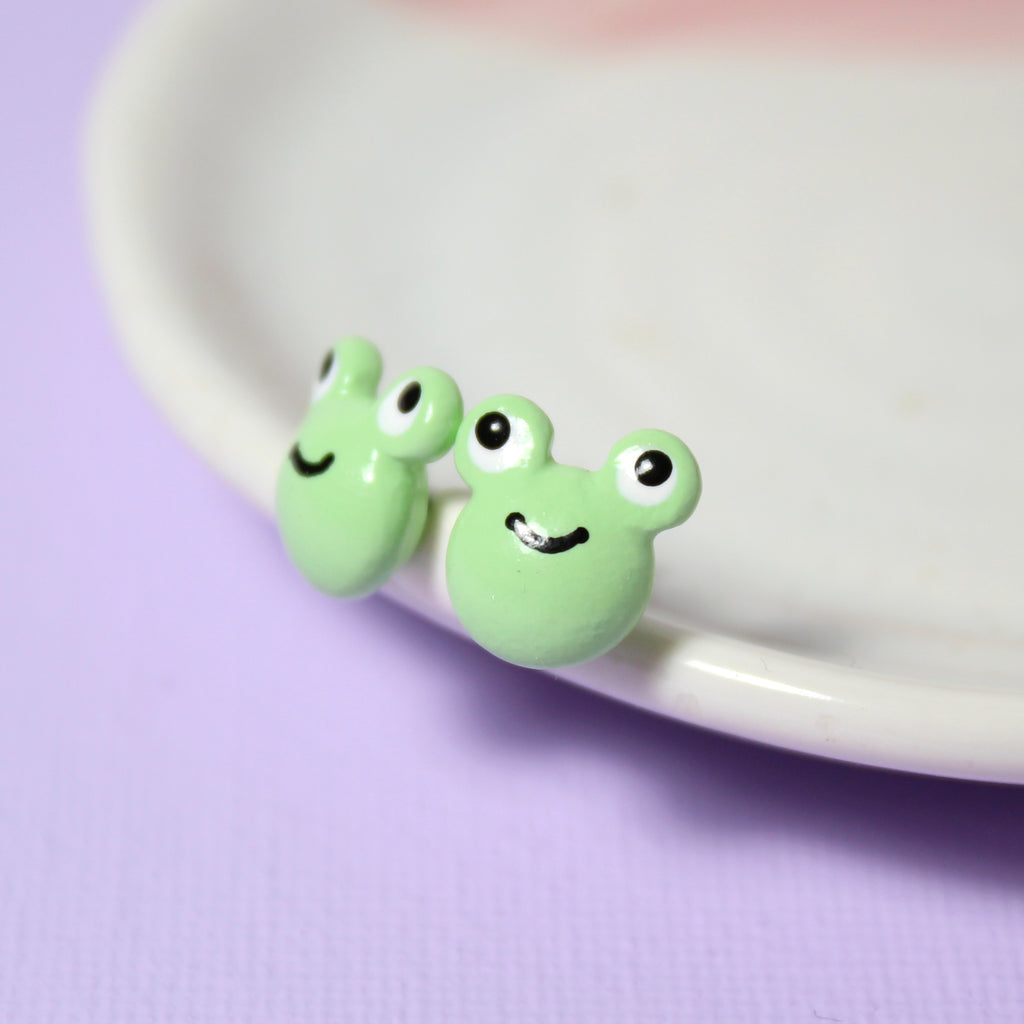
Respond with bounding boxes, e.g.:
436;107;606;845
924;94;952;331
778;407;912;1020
277;337;701;669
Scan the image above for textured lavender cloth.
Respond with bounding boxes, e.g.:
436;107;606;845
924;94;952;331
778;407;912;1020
2;1;1024;1020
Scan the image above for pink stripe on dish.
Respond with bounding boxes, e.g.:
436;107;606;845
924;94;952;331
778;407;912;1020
390;0;1024;52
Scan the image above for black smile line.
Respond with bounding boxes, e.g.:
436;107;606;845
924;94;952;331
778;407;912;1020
289;443;335;478
505;513;589;554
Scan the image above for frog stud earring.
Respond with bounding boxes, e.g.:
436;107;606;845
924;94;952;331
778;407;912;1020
445;395;701;668
277;336;462;597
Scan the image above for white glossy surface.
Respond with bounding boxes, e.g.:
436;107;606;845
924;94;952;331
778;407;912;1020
87;0;1024;780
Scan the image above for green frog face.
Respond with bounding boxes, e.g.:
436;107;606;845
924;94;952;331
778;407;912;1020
277;337;462;597
446;395;701;668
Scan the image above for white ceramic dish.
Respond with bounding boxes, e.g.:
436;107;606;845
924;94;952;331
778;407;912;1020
87;0;1024;781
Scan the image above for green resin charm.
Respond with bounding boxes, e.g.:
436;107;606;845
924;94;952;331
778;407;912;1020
446;395;701;668
277;337;462;597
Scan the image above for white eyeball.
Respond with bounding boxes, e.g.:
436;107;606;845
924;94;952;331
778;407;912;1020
467;411;533;474
311;349;339;403
377;378;423;436
616;446;677;506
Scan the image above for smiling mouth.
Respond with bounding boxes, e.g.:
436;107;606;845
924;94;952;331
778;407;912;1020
505;513;590;554
289;443;335;478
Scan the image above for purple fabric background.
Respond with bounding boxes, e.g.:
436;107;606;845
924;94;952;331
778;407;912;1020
3;1;1024;1020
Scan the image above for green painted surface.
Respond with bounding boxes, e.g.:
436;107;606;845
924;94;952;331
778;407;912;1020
447;395;701;668
277;337;462;597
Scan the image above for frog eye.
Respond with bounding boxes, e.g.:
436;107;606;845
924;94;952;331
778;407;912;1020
310;348;339;403
376;377;425;436
616;447;677;506
467;410;533;473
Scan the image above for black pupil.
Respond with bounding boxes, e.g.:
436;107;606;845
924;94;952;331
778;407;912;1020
476;412;511;450
398;381;421;414
318;350;334;380
635;450;672;487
